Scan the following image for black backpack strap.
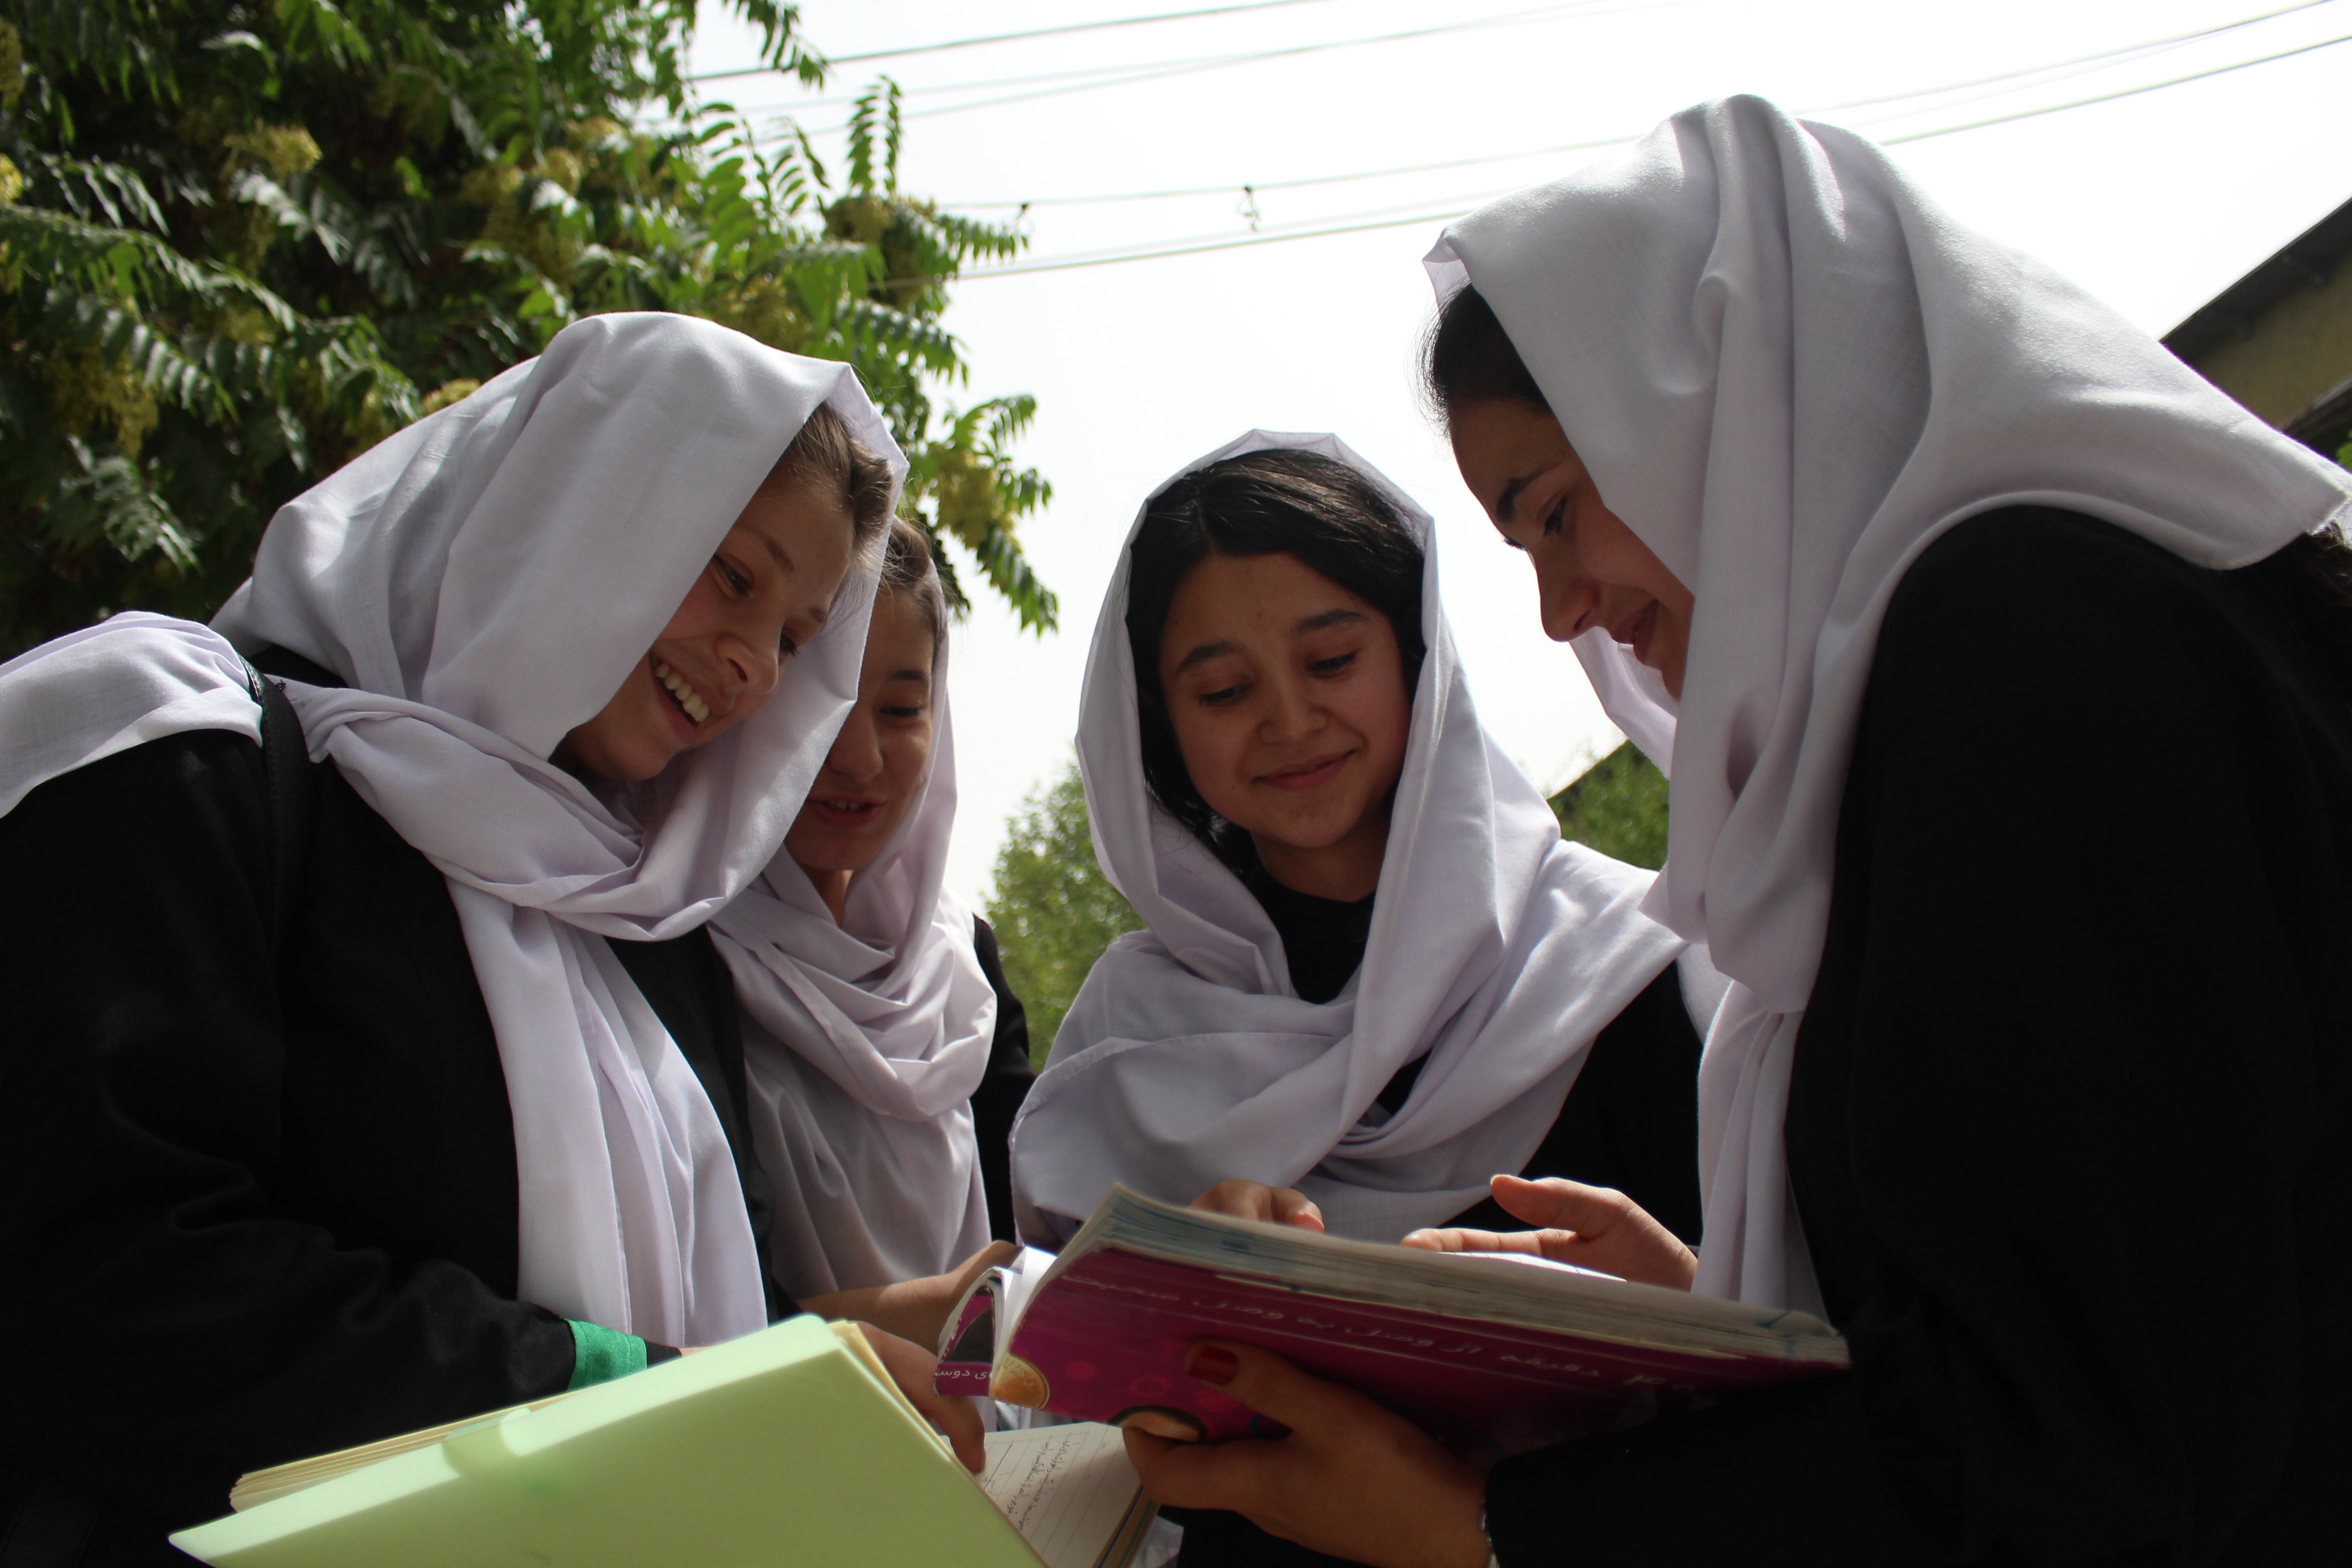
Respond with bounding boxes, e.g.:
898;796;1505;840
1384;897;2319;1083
240;657;315;953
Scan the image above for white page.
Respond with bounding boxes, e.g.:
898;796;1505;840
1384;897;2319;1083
982;1424;1144;1568
998;1245;1055;1331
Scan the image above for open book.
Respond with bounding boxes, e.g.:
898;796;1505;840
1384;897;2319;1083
938;1185;1849;1458
172;1318;1156;1568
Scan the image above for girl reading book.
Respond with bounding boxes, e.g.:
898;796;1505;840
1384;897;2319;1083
0;314;981;1565
1008;434;1709;1254
1118;98;2352;1567
712;519;1034;1347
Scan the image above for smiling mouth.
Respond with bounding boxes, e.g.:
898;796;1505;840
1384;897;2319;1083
1609;603;1659;665
808;796;887;829
653;659;711;726
1259;752;1352;792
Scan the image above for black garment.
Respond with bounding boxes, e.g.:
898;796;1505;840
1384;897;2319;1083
1483;509;2352;1565
0;708;783;1563
1238;859;1374;1006
969;915;1038;1244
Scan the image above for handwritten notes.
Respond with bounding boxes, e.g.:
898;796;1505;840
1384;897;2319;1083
981;1424;1150;1568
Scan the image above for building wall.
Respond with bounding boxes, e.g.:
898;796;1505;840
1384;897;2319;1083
2185;262;2352;427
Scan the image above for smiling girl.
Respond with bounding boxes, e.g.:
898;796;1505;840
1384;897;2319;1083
1114;99;2352;1568
0;314;984;1562
711;521;1036;1350
1009;433;1706;1261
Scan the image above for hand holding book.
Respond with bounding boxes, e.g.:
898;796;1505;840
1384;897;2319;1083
939;1185;1844;1455
1123;1340;1492;1568
1185;1180;1328;1232
1401;1174;1698;1289
798;1240;1025;1353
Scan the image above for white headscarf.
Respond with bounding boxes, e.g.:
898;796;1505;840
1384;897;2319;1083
0;313;904;1348
1432;96;2352;1309
1008;431;1688;1243
711;586;999;1299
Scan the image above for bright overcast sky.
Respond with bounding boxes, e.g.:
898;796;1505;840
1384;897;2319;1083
684;0;2352;903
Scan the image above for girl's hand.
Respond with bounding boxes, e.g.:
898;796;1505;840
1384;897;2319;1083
1189;1181;1326;1231
1401;1174;1696;1289
799;1240;1021;1351
854;1323;987;1473
1123;1341;1489;1568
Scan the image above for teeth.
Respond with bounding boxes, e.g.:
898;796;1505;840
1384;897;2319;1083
652;659;710;725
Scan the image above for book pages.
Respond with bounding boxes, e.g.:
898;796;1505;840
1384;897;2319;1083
981;1425;1156;1568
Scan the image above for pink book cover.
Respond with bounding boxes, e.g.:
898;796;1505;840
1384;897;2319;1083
944;1187;1847;1460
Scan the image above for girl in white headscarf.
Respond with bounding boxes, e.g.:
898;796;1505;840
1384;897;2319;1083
1009;432;1700;1261
0;314;982;1562
1118;98;2352;1568
713;520;1034;1348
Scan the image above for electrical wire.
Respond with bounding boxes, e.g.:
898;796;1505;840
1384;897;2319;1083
940;202;1496;279
688;0;1705;127
1822;0;2332;110
1882;24;2352;141
915;0;2338;210
690;0;1355;82
705;0;2335;206
894;0;1712;122
936;20;2352;279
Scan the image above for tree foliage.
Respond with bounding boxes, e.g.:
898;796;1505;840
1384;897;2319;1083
0;0;1054;659
1549;740;1669;870
985;758;1141;1070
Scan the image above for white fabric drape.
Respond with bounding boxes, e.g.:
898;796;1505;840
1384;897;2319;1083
712;614;999;1298
0;313;905;1348
1008;431;1688;1243
1433;95;2352;1308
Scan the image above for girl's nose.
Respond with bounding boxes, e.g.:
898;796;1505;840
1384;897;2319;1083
828;709;883;780
1259;672;1320;740
717;632;780;701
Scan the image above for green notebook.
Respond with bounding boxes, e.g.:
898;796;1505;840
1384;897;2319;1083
171;1316;1049;1568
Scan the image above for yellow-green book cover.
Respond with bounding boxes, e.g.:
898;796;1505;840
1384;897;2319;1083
170;1316;1044;1568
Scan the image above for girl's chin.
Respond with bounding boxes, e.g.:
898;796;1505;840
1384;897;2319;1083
1248;817;1362;859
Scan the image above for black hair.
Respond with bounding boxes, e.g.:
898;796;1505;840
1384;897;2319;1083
1421;284;1550;421
1125;447;1426;867
2239;523;2352;716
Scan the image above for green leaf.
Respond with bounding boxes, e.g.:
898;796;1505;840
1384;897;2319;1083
1549;743;1670;869
985;758;1143;1066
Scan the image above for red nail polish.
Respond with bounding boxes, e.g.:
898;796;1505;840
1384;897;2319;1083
1188;1346;1238;1386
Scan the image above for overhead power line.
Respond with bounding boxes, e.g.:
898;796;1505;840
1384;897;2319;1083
898;0;1705;123
690;0;1703;124
915;0;2336;211
932;203;1498;281
690;0;1352;81
1882;24;2352;142
935;20;2352;281
1824;0;2332;111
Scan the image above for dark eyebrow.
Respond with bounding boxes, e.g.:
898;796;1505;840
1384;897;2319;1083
885;666;931;685
1171;638;1242;676
1295;608;1367;635
1493;473;1536;525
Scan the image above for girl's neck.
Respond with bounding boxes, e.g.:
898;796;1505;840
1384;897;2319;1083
1251;799;1391;903
801;862;853;925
